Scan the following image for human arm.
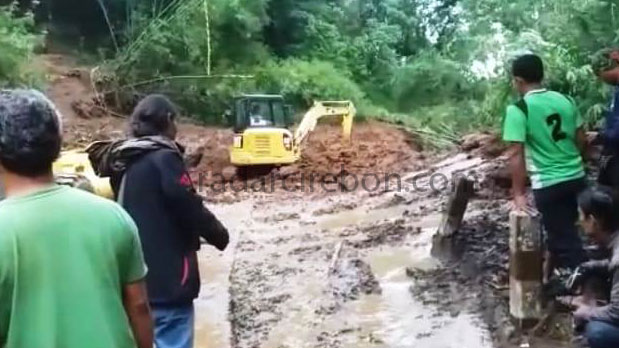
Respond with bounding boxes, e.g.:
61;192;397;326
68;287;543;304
507;143;529;210
0;227;14;346
503;105;529;211
117;208;153;348
156;150;229;251
576;127;589;161
123;281;153;348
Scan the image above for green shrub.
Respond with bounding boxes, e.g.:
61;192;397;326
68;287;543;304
0;5;42;87
254;59;366;107
392;52;475;112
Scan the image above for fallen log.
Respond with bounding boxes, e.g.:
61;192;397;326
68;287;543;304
436;177;475;238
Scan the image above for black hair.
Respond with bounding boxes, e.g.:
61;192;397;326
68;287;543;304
578;186;618;232
129;94;178;137
0;90;62;177
512;54;545;83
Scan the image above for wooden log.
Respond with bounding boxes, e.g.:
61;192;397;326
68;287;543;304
509;211;543;329
436;177;475;237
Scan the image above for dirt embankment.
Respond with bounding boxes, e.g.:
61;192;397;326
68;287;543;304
42;54;424;203
193;122;424;201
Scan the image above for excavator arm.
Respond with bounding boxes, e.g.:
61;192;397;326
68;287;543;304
293;101;355;147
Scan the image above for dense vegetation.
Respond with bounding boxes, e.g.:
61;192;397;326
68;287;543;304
0;4;41;87
4;0;619;147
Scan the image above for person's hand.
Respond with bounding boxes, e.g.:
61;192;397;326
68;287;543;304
558;296;588;310
512;193;534;214
574;304;594;321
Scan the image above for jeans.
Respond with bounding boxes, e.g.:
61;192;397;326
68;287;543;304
153;304;195;348
586;320;619;348
533;178;587;269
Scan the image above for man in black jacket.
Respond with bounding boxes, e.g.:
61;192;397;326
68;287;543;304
88;95;229;348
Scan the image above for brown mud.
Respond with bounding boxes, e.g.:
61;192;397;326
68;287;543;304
42;53;568;348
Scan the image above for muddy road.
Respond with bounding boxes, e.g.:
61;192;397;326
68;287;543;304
194;155;520;348
41;53;561;348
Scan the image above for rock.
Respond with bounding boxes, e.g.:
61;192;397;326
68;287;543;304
184;144;205;168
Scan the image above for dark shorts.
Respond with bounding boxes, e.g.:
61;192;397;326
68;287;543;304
533;178;587;269
598;154;619;191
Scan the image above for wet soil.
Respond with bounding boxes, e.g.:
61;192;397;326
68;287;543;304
43;53;422;202
192;121;424;201
216;155;518;348
41;53;567;348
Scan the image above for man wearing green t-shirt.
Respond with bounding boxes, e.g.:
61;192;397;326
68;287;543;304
0;90;153;348
503;54;588;271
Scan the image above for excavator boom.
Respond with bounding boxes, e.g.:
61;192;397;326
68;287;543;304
294;101;355;147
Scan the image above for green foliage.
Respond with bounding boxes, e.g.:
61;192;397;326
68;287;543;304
254;59;366;107
0;5;42;87
69;0;619;149
392;52;473;111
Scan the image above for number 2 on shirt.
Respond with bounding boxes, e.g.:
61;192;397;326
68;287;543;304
546;113;567;142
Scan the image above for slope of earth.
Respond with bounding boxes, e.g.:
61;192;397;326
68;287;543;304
194;121;424;201
40;54;422;203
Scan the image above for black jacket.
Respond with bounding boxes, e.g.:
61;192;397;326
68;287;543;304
582;233;619;324
88;137;229;306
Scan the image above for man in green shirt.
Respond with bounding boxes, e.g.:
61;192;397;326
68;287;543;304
0;90;153;348
503;54;588;271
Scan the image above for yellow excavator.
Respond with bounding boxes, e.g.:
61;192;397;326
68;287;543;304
53;150;114;199
227;94;355;166
51;94;355;198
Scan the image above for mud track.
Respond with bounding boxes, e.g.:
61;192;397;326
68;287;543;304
199;155;519;348
42;53;566;348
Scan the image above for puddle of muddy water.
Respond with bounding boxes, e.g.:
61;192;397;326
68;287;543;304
339;231;494;348
317;205;410;230
197;165;495;348
251;217;494;348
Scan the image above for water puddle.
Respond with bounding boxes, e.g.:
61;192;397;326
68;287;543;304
194;179;493;348
348;232;493;348
317;205;408;230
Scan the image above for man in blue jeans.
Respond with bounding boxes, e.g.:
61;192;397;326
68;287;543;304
88;95;230;348
572;187;619;348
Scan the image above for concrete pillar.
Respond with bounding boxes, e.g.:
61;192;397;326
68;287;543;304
509;211;543;328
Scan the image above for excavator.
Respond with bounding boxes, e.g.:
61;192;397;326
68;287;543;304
227;94;355;166
53;150;114;198
51;94;355;198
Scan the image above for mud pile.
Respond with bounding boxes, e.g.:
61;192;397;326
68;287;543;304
294;122;422;179
195;122;424;201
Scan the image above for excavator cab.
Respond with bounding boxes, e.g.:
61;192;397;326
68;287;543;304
228;95;294;132
229;95;299;166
